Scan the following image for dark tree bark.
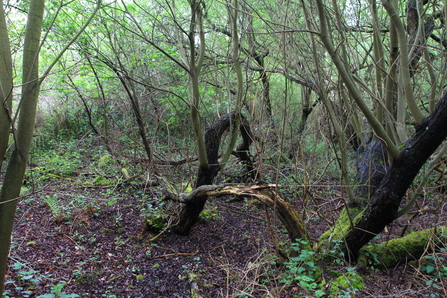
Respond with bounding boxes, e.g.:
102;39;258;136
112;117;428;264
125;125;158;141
297;88;314;135
344;90;447;260
174;112;256;235
166;182;309;245
352;0;433;207
353;136;389;207
231;116;257;181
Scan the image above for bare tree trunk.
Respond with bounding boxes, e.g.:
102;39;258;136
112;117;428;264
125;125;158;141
0;1;45;293
0;2;100;293
353;136;389;206
297;87;313;135
0;0;13;172
168;182;309;245
352;0;434;207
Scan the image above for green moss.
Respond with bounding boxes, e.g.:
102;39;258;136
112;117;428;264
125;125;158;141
358;227;447;268
319;207;364;243
326;269;343;277
97;154;111;167
92;176;116;186
198;207;219;223
328;270;364;295
145;216;167;233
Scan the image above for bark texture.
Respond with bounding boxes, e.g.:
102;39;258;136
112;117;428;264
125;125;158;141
406;0;434;75
352;0;433;207
0;0;45;294
167;182;309;244
344;91;447;260
353;136;389;206
174;113;255;235
0;0;13;171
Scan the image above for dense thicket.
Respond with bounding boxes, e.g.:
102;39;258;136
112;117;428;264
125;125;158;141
2;0;447;296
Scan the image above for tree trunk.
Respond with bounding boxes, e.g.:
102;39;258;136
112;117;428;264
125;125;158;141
297;87;313;135
174;113;255;235
344;91;447;260
0;2;100;293
0;0;45;294
167;182;309;246
231;115;257;181
351;0;433;208
0;0;13;171
353;136;389;207
358;227;447;269
406;0;434;75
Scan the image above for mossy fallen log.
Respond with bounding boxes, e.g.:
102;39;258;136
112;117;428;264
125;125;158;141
357;226;447;268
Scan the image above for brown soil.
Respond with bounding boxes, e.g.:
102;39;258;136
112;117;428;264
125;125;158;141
4;170;447;297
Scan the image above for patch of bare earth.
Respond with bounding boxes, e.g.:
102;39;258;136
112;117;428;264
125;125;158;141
4;178;447;297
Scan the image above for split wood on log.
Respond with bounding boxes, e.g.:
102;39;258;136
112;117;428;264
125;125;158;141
165;182;309;244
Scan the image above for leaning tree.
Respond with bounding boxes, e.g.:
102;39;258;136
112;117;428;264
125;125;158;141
164;0;447;268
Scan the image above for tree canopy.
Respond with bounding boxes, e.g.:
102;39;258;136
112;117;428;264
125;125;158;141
2;0;447;296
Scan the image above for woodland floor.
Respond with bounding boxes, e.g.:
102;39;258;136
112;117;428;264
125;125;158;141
3;158;447;297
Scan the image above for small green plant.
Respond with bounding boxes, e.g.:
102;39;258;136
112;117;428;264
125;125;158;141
42;194;65;222
29;140;82;182
328;267;364;297
198;206;219;223
420;251;447;279
280;239;325;298
36;281;80;298
5;261;79;298
418;249;447;297
140;200;172;233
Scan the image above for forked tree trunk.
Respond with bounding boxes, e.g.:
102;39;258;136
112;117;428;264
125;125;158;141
174;112;255;235
344;91;447;260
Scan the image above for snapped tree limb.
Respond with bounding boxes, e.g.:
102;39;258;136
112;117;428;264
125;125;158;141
165;182;309;245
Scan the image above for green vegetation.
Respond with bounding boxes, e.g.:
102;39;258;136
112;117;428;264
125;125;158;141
3;262;79;298
280;240;325;297
358;227;447;269
2;0;447;297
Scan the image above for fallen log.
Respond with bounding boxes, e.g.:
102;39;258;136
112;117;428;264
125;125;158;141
165;182;309;244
